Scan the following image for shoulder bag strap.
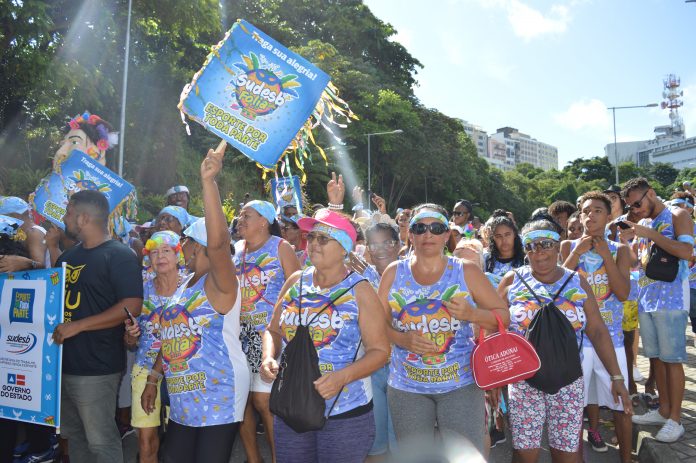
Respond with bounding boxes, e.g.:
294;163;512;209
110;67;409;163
513;269;544;304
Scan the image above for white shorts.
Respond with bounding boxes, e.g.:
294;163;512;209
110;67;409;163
582;346;629;411
249;368;273;393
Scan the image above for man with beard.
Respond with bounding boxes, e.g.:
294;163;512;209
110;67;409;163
622;178;693;443
53;190;143;462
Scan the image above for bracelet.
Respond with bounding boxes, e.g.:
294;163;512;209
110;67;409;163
328;202;344;210
149;370;163;379
610;375;624;382
146;381;158;387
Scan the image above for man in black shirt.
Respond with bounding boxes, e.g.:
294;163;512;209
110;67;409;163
53;190;143;463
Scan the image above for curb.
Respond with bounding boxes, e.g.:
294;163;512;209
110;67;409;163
635;429;681;463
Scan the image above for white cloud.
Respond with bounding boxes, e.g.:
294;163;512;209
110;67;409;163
554;99;610;131
474;0;578;41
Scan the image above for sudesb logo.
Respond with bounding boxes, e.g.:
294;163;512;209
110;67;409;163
5;333;38;355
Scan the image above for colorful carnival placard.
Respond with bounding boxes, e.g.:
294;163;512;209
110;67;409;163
0;266;65;428
179;19;331;169
270;175;303;212
32;150;135;229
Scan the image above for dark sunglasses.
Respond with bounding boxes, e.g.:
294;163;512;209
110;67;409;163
306;232;335;246
452;210;469;217
410;222;449;236
524;239;557;253
625;189;649;211
368;240;399;252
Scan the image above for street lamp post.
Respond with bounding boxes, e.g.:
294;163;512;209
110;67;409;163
608;103;658;184
117;0;133;177
366;130;403;194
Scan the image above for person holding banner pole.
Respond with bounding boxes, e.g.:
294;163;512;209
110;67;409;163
141;141;249;463
53;190;144;463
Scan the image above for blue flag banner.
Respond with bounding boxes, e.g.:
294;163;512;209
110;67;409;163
32;150;135;229
179;19;335;170
270;175;303;212
0;266;65;428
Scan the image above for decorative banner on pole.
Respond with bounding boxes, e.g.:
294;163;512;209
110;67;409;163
0;265;65;428
179;19;356;179
31;150;135;230
270;175;303;213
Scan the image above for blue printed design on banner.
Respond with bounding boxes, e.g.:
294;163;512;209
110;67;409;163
0;267;65;427
32;150;134;229
270;175;303;212
179;20;330;168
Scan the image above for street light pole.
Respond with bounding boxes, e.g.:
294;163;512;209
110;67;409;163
607;103;658;184
365;129;403;194
117;0;133;177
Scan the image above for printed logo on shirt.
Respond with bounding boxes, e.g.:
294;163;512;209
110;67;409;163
238;253;278;316
511;288;586;331
64;264;87;321
390;285;468;366
160;292;205;373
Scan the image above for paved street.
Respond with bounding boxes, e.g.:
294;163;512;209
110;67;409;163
122;329;696;462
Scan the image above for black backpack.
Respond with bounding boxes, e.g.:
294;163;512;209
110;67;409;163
269;271;363;433
513;270;583;394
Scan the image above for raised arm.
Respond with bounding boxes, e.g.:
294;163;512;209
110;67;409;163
200;141;239;312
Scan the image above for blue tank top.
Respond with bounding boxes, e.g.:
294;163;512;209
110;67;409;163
636;207;689;312
278;269;371;416
160;275;249;426
387;256;476;394
570;239;623;348
688;222;696;290
507;266;587;347
233;235;286;331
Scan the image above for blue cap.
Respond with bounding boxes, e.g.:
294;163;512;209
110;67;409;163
183;217;207;247
0;215;23;236
0;196;30;215
159;206;195;228
245;200;276;224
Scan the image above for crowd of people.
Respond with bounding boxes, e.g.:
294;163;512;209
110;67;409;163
1;119;695;463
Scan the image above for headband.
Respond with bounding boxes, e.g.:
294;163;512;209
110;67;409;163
409;211;449;229
672;198;694;208
159;206;194;228
166;185;189;197
246;200;277;224
522;229;560;245
312;223;353;254
143;230;185;270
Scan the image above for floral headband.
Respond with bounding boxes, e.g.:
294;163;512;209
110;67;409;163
67;111;119;151
143;230;185;271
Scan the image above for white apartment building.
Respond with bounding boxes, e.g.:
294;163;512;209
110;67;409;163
459;119;489;159
490;127;559;171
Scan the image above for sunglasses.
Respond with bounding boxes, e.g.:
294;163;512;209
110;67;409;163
452;210;469;217
524;239;557;253
410;222;449;236
625;189;649;211
368;240;399;252
306;232;335;246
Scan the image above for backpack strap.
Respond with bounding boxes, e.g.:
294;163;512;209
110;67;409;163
296;270;305;327
552;271;576;301
325;337;363;418
513;269;544;304
306;272;365;326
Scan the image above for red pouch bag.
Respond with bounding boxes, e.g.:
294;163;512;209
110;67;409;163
471;312;540;390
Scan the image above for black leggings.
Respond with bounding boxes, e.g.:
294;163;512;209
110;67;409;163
162;420;240;463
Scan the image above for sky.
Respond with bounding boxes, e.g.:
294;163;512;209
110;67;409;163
362;0;696;169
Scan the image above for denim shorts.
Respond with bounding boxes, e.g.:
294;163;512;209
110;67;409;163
639;310;688;363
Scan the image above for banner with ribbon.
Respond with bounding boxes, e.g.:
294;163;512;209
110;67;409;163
0;266;65;428
31;150;135;230
179;19;355;179
270;175;303;212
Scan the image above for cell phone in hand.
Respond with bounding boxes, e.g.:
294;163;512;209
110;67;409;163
616;221;631;230
124;307;136;325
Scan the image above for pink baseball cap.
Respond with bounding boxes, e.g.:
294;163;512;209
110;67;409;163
297;208;356;253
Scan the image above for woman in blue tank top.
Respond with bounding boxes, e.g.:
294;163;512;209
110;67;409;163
140;142;249;463
498;218;631;463
378;203;509;456
261;209;390;463
234;199;300;463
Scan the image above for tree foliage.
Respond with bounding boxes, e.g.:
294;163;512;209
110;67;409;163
1;0;692;222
